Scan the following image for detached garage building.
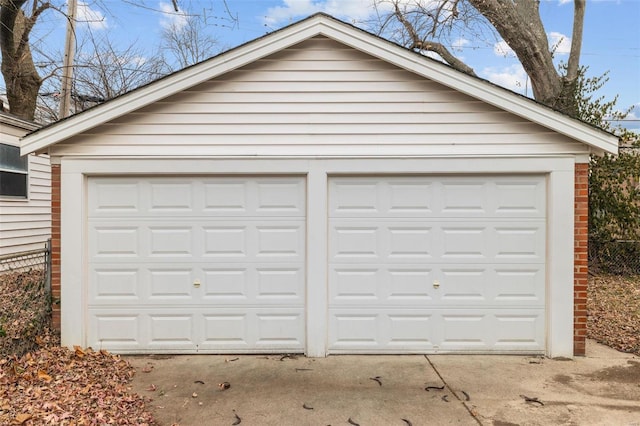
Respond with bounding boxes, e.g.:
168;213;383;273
21;14;618;358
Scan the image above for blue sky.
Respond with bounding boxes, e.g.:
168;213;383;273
9;0;640;130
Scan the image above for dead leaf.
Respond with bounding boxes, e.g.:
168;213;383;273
12;414;32;424
38;369;53;383
74;346;86;357
0;272;155;425
588;276;640;356
147;384;157;391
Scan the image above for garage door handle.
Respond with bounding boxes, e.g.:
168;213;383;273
193;279;201;288
433;280;440;289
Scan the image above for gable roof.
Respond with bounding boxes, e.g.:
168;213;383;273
21;13;618;156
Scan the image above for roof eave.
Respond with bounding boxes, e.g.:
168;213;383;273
21;13;619;156
21;14;333;156
310;20;619;155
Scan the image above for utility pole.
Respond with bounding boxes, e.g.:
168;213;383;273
59;0;77;118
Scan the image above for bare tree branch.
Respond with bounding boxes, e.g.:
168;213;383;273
566;0;585;82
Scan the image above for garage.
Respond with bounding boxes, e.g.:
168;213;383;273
328;176;546;353
87;176;306;352
20;14;619;357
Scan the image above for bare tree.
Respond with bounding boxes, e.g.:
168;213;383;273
0;0;53;120
160;14;220;71
372;0;586;116
1;1;233;121
38;34;167;122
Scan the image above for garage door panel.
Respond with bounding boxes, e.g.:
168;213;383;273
88;313;143;351
328;310;435;352
494;180;545;216
90;263;305;306
89;307;305;353
147;314;197;349
328;265;543;307
330;220;545;263
91;268;140;301
148;268;194;300
329;176;545;218
493;268;544;302
91;226;139;258
330;266;435;305
89;180;140;215
440;267;545;305
90;220;305;261
440;310;544;351
255;224;305;258
328;175;546;354
329;307;544;353
149;226;193;256
89;177;306;218
149;182;193;212
202;265;305;304
88;176;306;353
200;309;305;351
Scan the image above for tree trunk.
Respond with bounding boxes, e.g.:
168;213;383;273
468;0;585;117
1;1;43;121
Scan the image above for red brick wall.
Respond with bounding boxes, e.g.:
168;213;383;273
574;163;589;356
51;164;61;331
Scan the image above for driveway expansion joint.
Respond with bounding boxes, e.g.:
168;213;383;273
424;355;483;426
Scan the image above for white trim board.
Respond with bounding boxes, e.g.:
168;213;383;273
59;156;575;358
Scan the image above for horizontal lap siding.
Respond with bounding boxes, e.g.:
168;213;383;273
51;36;588;157
0;154;51;255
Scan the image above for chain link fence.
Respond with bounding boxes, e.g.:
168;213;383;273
0;241;52;357
589;238;640;276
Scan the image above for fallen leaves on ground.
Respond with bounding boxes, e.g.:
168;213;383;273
0;345;155;425
588;275;640;356
0;271;49;358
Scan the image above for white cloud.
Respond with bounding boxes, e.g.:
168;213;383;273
493;40;515;58
77;1;107;30
452;38;470;52
548;31;571;55
262;0;393;27
558;0;572;5
481;63;529;95
159;1;189;31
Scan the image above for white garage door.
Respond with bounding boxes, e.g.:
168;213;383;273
328;175;546;353
87;176;306;353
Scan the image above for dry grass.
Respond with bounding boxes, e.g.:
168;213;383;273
588;275;640;356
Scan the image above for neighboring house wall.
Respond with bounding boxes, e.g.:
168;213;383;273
0;113;50;255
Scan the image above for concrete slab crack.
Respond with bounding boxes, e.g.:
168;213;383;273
424;355;483;425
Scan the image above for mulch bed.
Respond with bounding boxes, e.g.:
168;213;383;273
588;275;640;356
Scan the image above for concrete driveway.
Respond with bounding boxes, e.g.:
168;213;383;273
126;340;640;426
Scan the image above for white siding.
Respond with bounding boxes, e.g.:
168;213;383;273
0;115;51;255
50;36;589;158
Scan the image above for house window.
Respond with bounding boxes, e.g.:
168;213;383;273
0;143;28;198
